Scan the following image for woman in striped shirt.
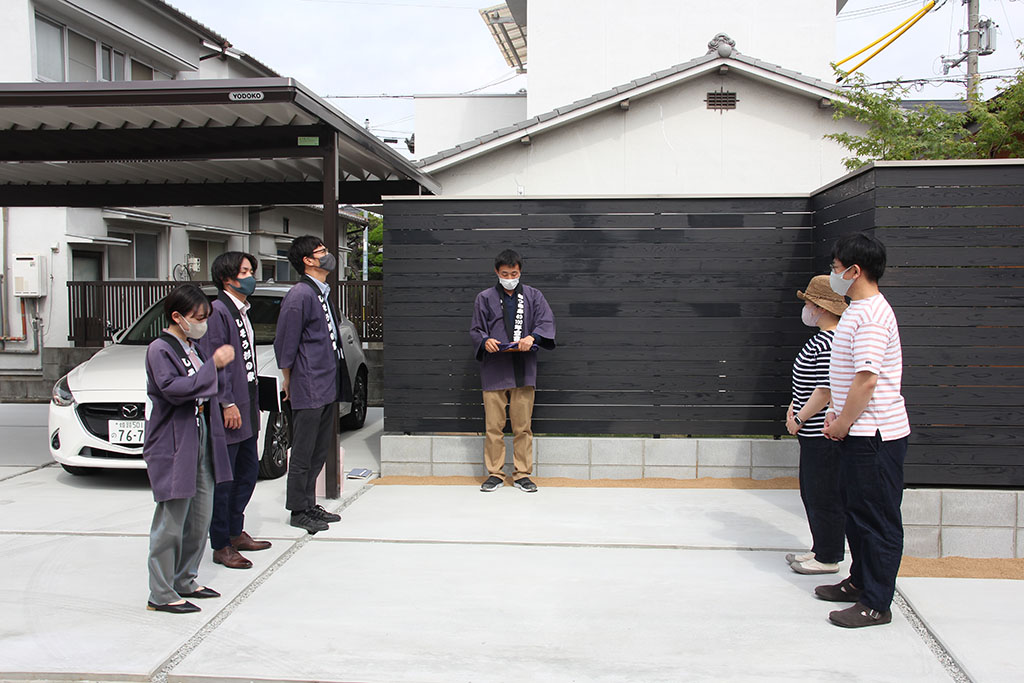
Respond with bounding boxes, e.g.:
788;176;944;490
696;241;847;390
785;275;847;576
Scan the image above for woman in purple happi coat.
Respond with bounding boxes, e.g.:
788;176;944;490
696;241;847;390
470;249;556;493
143;285;235;614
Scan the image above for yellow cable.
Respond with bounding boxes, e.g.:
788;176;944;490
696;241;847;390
841;4;933;80
835;1;934;68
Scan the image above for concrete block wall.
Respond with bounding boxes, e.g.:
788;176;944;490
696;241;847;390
383;434;1024;559
901;489;1023;559
381;435;798;480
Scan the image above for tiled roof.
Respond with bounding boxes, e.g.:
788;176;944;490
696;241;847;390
417;51;837;169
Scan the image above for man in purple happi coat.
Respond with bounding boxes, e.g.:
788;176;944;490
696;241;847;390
274;235;352;533
470;249;556;493
200;251;273;570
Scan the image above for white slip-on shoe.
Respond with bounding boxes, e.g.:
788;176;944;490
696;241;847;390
785;551;815;564
790;558;841;575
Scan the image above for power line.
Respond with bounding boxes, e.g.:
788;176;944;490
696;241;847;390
838;0;924;22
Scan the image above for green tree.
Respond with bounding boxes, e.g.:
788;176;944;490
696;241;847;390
826;61;1024;170
345;212;384;280
826;71;974;170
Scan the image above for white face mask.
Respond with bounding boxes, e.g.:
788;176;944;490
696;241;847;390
801;305;823;328
829;266;855;297
178;316;208;340
498;276;520;291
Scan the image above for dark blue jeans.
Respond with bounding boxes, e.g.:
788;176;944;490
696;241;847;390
839;431;908;612
209;434;260;550
797;436;845;564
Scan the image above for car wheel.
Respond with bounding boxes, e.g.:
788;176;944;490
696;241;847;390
60;464;96;476
259;409;290;480
340;368;368;431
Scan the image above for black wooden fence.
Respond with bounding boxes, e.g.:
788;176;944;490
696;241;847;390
814;162;1024;487
384;162;1024;487
384;197;816;436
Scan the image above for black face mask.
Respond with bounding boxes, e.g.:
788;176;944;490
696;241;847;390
314;252;337;273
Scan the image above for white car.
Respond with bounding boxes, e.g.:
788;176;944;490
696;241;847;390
49;283;370;478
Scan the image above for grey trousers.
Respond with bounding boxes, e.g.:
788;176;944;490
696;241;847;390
147;417;214;605
286;404;333;512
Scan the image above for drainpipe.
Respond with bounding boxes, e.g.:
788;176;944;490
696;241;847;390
1;206;7;342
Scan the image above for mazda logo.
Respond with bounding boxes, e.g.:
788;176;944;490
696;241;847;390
121;404;139;419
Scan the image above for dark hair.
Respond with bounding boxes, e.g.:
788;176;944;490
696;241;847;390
494;249;522;271
288;235;325;275
831;232;886;282
164;284;210;322
210;251;257;290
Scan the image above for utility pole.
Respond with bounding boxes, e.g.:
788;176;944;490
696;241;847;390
967;0;980;101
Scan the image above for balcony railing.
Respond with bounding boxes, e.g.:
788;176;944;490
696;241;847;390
67;280;383;347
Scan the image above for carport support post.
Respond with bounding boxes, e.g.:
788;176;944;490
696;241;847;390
323;130;341;499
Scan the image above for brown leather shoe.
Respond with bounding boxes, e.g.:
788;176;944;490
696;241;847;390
213;545;253;569
231;531;272;552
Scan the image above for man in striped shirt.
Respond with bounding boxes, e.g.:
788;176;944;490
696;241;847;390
818;232;911;629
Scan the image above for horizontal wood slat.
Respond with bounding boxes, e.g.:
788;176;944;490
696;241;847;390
384;166;1024;486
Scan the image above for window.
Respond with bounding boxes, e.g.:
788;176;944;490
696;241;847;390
67;31;97;82
35;14;161;83
35;16;64;82
131;59;153;81
188;238;226;280
108;231;159;279
101;46;126;81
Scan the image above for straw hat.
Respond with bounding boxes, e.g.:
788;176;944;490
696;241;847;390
797;275;848;316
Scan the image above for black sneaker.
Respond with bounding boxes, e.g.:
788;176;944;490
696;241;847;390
480;475;504;492
829;602;892;628
290;510;329;534
309;504;341;523
513;477;538;493
814;576;864;602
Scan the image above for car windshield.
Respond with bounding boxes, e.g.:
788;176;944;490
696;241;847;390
119;293;284;346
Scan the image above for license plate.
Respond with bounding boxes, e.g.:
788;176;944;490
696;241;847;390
108;420;145;444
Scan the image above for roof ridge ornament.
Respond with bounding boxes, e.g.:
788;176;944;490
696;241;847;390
707;33;737;58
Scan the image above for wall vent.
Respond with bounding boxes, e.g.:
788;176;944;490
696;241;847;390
706;91;738;110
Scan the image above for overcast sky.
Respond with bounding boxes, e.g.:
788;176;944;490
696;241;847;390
165;0;1024;156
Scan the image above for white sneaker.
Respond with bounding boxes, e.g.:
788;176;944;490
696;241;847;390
785;551;815;564
790;558;841;575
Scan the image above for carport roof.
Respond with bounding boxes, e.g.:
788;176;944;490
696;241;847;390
0;78;439;206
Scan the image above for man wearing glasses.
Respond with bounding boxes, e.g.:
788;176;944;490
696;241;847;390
817;232;910;629
274;236;352;533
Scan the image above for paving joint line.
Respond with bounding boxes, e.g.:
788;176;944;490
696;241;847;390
316;536;804;552
150;483;374;683
0;462;53;483
893;589;973;683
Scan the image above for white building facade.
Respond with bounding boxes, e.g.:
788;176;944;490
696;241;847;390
416;0;863;198
0;0;336;373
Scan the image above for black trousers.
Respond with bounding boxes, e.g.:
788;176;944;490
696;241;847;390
840;431;908;612
797;435;846;564
286;404;334;512
209;433;259;550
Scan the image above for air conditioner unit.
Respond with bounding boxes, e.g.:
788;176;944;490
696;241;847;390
13;254;45;298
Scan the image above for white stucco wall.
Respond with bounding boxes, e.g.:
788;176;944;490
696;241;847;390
415;94;527;160
430;71;860;197
0;1;34;82
527;0;837;117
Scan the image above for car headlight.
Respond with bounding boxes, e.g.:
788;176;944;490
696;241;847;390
52;374;75;407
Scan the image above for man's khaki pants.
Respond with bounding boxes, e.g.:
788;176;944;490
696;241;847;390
482;386;535;480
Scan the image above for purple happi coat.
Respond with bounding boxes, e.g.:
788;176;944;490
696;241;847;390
273;276;352;411
470;283;556;391
199;292;258;445
144;334;231;502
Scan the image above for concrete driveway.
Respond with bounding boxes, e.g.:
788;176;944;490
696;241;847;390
1;404;1020;682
